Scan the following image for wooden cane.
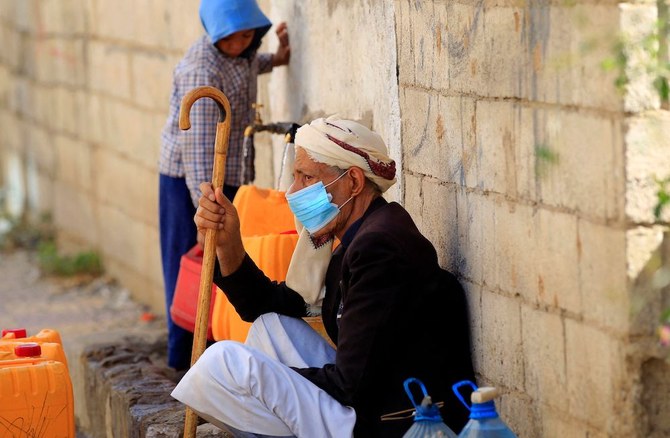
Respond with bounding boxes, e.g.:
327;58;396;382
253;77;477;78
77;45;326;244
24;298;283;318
179;86;232;438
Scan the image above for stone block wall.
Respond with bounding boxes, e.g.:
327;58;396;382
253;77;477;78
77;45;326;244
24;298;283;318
1;0;669;436
394;0;669;436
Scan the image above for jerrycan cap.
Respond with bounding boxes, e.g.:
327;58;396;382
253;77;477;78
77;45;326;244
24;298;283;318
15;342;42;357
452;380;500;420
2;328;27;338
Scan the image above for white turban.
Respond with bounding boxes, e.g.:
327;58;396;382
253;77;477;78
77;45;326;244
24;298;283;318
294;116;396;192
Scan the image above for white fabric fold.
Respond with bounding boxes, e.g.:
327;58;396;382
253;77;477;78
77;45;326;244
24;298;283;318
294;116;396;193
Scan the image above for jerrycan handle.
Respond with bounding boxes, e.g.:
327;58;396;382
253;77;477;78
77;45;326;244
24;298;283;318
403;377;430;410
452;380;478;412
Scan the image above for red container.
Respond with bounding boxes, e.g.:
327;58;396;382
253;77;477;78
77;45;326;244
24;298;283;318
170;244;217;340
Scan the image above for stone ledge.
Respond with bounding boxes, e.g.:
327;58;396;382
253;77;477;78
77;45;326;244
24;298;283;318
78;335;227;438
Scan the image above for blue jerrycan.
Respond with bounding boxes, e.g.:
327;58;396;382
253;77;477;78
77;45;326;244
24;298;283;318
401;377;458;438
452;380;517;438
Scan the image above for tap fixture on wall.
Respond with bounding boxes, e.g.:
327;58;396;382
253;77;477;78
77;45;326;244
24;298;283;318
240;102;300;186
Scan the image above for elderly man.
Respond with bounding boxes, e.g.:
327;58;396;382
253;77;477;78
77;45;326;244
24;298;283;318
171;117;475;437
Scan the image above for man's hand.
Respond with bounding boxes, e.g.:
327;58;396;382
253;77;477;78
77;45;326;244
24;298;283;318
195;183;245;275
272;22;290;67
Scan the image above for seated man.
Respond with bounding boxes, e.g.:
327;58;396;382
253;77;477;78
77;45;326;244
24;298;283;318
172;116;476;437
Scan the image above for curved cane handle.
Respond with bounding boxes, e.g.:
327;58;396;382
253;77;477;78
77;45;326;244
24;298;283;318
180;86;231;128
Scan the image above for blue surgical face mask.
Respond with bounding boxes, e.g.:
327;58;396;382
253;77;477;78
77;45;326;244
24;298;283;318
286;171;353;234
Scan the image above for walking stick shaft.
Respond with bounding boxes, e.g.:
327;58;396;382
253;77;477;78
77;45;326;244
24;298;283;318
178;86;231;438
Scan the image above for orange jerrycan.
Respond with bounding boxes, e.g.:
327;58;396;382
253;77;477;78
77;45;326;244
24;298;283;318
2;328;63;345
0;344;75;437
1;328;68;368
233;185;296;237
0;341;68;366
212;231;300;342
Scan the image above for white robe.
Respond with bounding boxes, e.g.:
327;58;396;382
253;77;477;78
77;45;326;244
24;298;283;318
171;313;356;437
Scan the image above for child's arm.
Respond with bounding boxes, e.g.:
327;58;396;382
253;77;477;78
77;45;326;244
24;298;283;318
272;22;290;67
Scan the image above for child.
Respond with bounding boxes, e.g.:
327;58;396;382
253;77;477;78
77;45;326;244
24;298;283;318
158;0;290;371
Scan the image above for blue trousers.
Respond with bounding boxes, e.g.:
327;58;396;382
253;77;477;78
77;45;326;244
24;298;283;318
159;174;238;370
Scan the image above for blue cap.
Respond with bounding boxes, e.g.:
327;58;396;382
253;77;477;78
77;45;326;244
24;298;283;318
199;0;272;44
469;400;499;420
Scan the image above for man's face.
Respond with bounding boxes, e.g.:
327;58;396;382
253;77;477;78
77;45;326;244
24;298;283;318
289;147;351;237
216;29;255;57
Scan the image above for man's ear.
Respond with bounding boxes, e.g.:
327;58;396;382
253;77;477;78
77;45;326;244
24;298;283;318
349;167;367;197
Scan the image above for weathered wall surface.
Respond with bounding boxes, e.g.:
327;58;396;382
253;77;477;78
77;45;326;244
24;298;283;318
1;0;669;437
393;0;670;437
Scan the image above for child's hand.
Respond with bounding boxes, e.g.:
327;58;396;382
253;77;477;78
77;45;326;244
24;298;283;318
272;22;290;67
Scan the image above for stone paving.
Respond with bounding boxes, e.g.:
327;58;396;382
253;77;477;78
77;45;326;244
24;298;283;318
0;248;228;437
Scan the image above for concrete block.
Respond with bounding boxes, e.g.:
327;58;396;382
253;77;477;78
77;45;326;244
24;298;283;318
480;290;523;390
0;109;22;151
565;319;625;431
136;112;166;172
620;4;660;113
396;0;449;90
26;171;55;216
578;219;629;332
82;93;108;145
53;179;99;246
88;41;131;100
462;281;483;373
456;188;497;287
536;109;624;221
421;180;459;272
627;227;668;336
100;99;143;157
133;1;172;49
38;0;86;36
535;208;581;313
403;172;423;230
521;307;566;408
475;101;536;198
52;86;85;136
13;0;37;33
625;112;670;224
0;23;21;71
105;256;165;315
98;205;144;275
166;1;202;52
395;1;415;85
0;1;17;22
0;66;9;107
131;52;173;110
540;406;607;438
89;0;135;41
494;201;538;302
529;4;622;111
33;37;86;87
448;3;528;98
26;124;55;175
32;82;55;126
497;392;538;438
94;148;157;225
8;75;33;116
402;89;476;184
55;134;91;189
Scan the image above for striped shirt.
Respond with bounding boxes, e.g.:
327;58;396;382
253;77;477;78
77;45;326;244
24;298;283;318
159;35;274;206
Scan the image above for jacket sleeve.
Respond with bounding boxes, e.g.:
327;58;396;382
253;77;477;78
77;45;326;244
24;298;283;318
293;230;409;406
213;254;308;322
